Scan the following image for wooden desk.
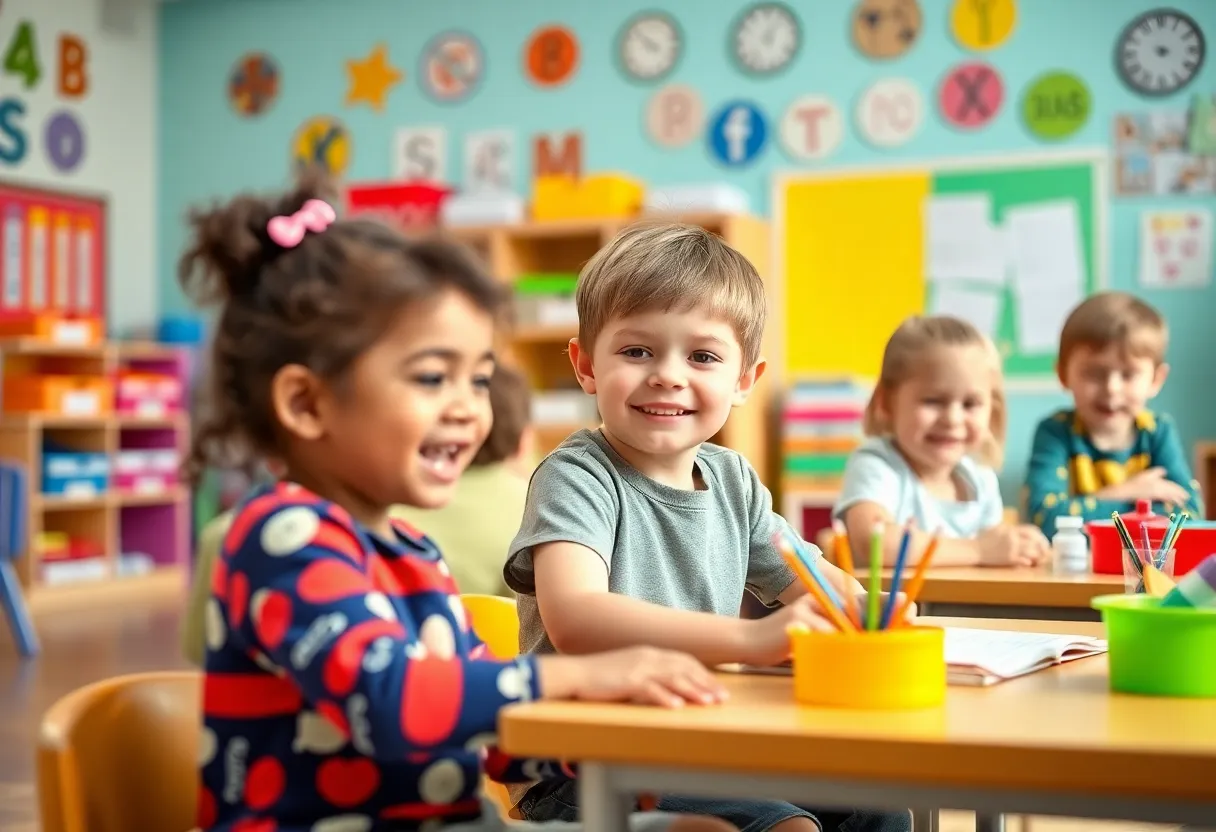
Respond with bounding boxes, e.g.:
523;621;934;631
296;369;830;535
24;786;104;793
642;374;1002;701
500;616;1216;832
857;568;1126;621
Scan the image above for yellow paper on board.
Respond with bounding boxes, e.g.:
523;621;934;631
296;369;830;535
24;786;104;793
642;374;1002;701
782;172;930;379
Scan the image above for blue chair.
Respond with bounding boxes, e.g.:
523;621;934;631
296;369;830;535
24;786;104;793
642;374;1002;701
0;461;38;657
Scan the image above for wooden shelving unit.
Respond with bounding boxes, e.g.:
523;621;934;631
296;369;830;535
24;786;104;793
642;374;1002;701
0;339;191;610
448;213;779;487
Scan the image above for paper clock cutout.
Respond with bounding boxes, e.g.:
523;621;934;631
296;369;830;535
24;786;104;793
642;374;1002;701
618;12;682;83
856;78;923;148
730;3;800;76
851;0;922;60
291;115;352;177
646;84;704;148
939;62;1003;130
949;0;1017;51
525;24;579;87
1022;71;1090;141
420;31;484;103
228;52;280;117
1115;9;1205;97
780;95;843;160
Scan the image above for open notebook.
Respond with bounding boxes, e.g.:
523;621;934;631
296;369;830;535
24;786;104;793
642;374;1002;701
726;627;1107;687
944;627;1107;686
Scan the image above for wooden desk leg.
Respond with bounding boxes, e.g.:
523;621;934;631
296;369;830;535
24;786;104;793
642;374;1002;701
580;763;630;832
911;808;938;832
975;813;1004;832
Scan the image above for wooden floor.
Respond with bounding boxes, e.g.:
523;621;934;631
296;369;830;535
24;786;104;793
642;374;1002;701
0;592;1180;832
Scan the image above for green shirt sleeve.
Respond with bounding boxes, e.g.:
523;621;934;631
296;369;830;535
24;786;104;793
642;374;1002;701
1024;416;1132;536
1150;414;1204;518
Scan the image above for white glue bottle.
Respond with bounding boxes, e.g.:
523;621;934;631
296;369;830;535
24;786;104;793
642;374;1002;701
1051;516;1089;575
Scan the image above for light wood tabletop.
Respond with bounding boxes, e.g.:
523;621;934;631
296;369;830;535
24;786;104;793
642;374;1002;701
856;567;1126;609
498;616;1216;807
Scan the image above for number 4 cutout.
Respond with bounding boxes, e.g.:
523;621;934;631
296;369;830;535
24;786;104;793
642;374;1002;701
5;21;42;89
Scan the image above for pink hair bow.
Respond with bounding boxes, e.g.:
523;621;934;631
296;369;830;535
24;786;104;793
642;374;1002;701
267;199;336;248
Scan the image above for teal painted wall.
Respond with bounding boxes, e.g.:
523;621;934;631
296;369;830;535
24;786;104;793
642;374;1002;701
158;0;1216;504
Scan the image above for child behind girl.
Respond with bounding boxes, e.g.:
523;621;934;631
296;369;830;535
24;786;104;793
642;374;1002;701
833;316;1050;567
180;172;735;832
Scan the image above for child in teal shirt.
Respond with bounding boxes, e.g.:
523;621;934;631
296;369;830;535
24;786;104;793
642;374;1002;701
1025;292;1203;535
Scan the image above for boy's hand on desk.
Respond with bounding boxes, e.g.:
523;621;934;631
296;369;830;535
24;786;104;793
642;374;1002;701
537;647;729;709
743;595;834;666
978;524;1049;567
1096;468;1191;507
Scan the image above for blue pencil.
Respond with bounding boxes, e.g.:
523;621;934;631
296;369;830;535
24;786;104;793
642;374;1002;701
784;529;847;612
880;522;912;629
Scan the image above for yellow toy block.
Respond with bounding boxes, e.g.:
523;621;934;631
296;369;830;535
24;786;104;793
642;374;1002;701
533;173;644;221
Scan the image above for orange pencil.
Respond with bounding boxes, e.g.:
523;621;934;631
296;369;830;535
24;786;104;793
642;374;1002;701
779;541;857;633
832;521;863;630
892;528;940;627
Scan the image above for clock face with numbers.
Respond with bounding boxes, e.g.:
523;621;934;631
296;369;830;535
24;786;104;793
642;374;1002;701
1115;9;1205;97
618;12;681;82
731;2;801;76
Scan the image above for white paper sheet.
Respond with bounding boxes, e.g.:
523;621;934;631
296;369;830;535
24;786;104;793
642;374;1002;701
924;194;1007;285
1013;283;1081;353
1139;209;1213;288
930;284;1001;340
1004;200;1085;353
1005;200;1085;290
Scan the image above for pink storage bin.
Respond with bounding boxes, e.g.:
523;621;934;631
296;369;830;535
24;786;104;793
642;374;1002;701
116;373;184;417
113;449;180;494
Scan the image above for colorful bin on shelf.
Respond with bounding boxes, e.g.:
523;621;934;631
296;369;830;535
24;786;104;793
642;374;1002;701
532;174;644;221
41;445;109;496
113;449;179;494
3;373;113;416
514;274;579;328
116;372;184;417
0;313;103;346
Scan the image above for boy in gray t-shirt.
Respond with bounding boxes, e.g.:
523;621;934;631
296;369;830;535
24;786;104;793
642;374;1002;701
503;223;911;832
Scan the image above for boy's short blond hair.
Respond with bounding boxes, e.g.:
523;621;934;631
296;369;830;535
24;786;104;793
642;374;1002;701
1058;291;1168;372
575;222;767;368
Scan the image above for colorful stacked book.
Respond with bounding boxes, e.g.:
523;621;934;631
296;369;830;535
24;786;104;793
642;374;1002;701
782;376;872;491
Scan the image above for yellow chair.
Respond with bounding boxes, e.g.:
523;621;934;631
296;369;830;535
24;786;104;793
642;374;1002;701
461;593;521;660
461;593;524;821
37;670;201;832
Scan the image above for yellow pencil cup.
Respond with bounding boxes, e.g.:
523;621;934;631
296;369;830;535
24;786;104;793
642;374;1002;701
790;626;947;710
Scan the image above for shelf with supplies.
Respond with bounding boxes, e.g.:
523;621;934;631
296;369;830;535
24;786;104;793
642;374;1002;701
446;212;778;486
0;336;191;608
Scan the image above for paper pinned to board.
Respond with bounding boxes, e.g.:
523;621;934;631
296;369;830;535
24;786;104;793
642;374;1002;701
1005;200;1085;353
930;284;1002;340
924;194;1007;285
1006;200;1085;290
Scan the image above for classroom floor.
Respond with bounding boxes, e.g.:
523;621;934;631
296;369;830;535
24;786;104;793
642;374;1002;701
0;594;1181;832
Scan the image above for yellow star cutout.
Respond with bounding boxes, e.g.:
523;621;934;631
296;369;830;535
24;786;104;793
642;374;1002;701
346;44;403;111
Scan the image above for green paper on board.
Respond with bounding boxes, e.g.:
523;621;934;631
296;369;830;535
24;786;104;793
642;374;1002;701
1022;71;1089;141
1188;94;1216;156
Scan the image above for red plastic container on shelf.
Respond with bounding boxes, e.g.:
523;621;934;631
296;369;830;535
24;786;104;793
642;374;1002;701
1085;499;1216;578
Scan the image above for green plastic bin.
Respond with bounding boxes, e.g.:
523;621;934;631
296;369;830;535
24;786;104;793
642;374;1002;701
1091;593;1216;698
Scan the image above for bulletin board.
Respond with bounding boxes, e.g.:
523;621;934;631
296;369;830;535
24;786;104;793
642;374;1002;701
0;180;108;320
774;149;1108;387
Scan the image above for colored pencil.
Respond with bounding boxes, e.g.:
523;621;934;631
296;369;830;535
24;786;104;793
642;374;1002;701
1111;512;1141;575
892;528;940;627
788;531;848;613
775;536;857;633
867;522;882;631
880;521;912;630
832;521;863;630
